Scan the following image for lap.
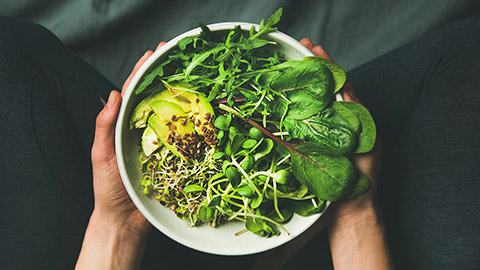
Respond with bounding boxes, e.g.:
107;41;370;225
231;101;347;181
0;16;115;269
348;16;480;269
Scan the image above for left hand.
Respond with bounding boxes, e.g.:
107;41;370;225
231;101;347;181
90;42;166;235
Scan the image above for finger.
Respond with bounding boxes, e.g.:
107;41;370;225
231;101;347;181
92;90;122;163
155;41;167;51
340;83;367;106
122;50;154;96
300;38;314;50
340;83;357;102
312;45;333;61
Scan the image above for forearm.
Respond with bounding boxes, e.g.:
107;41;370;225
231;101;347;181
327;199;393;270
76;210;149;270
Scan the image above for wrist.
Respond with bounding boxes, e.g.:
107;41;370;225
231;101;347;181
91;207;151;238
76;210;150;270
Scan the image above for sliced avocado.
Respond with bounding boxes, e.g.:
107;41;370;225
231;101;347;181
148;100;196;160
129;86;170;129
141;126;160;157
164;82;216;140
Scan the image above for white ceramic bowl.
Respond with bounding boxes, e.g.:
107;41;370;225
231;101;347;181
115;22;330;255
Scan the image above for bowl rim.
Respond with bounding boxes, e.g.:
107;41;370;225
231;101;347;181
115;22;331;255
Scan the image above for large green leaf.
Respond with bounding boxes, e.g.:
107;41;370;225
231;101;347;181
303;56;346;93
332;102;361;134
333;101;376;153
289;143;357;201
266;60;335;119
283;107;358;155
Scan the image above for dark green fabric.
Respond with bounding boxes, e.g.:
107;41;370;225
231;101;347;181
2;0;479;86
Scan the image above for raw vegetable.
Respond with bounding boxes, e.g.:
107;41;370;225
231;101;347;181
129;8;376;237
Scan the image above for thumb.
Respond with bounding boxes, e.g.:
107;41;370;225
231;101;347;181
92;90;122;163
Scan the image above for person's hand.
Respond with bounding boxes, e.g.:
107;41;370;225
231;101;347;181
76;42;166;270
300;38;382;216
91;41;167;233
300;38;392;270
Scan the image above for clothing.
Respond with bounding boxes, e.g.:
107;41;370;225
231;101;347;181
1;15;479;270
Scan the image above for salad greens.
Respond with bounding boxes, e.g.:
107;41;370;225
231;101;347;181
130;8;376;237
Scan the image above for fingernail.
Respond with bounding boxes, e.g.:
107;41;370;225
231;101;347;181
106;91;118;108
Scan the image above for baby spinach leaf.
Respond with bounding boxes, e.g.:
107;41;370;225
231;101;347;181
347;170;371;199
289;143;357;201
265;60;335;119
283;112;357;155
331;102;361;134
334;101;376;153
303;56;346;93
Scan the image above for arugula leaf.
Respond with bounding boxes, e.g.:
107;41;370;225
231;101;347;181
134;59;172;95
249;8;283;40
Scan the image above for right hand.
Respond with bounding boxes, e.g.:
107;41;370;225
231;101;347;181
300;38;383;217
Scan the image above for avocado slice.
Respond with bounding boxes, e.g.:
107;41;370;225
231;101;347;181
141;126;160;157
129;86;171;129
148;100;196;160
163;82;216;141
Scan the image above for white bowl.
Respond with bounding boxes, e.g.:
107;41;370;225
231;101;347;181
115;22;330;256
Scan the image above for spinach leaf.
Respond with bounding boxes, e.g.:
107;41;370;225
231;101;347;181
333;101;376;153
265;60;335;119
289;143;357;201
283;112;357;155
303;56;346;93
332;102;361;134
